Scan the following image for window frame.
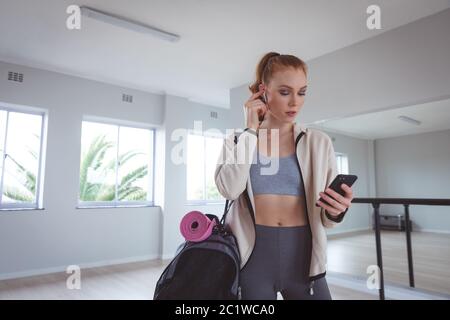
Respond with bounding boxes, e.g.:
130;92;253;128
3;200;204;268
0;105;46;211
77;118;156;209
335;152;349;175
186;129;225;206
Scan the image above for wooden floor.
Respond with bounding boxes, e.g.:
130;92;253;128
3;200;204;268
0;230;448;300
0;259;372;300
327;230;450;295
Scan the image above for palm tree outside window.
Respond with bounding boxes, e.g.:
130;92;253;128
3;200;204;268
78;120;154;208
0;108;45;210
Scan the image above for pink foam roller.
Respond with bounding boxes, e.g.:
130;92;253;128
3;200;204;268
180;211;216;242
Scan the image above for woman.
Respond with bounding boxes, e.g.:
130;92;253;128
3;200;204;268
214;52;354;300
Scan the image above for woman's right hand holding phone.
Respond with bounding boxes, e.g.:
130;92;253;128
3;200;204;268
244;87;268;131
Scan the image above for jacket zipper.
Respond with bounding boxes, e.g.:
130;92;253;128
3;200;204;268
295;132;316;295
308;280;315;296
233;131;256;273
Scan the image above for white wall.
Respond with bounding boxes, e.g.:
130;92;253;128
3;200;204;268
300;9;450;123
322;131;375;235
0;61;166;279
375;129;450;233
161;94;232;259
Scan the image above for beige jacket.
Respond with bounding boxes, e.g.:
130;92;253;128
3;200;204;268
214;122;347;280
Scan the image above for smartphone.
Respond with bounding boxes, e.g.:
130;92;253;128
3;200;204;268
316;174;358;207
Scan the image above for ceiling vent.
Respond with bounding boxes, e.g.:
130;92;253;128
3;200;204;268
8;71;24;83
210;111;218;119
122;94;133;103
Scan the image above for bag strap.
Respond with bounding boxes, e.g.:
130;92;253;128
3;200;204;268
220;199;234;225
219;130;245;225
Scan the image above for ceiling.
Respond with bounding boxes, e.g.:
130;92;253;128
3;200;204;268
308;97;450;140
0;0;449;109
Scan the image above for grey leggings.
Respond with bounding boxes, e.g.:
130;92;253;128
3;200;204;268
239;224;332;300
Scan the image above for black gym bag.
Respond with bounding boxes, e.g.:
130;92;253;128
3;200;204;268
153;200;241;300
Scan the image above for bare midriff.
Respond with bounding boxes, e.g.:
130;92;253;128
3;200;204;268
254;194;308;227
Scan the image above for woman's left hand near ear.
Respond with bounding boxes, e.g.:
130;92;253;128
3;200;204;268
316;184;354;216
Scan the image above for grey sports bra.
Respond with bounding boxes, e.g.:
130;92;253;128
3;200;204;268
250;151;305;196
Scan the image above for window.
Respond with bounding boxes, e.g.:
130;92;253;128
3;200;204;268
186;131;223;203
78;120;154;207
336;152;349;174
0;108;45;210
